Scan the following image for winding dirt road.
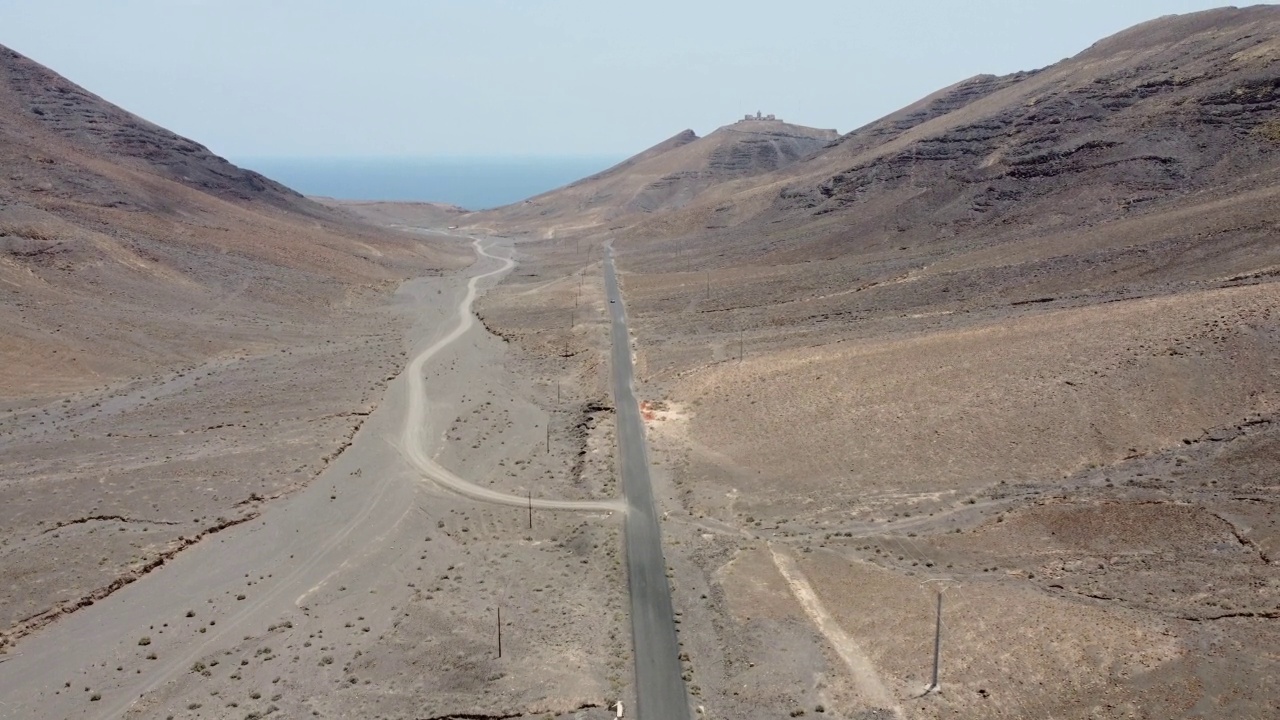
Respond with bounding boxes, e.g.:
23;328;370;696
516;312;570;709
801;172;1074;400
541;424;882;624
0;237;620;719
400;238;625;514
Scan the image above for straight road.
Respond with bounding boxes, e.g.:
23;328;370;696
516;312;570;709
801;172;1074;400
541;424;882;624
603;246;691;720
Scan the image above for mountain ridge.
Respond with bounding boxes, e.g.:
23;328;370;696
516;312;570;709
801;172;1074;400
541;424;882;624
458;5;1279;263
469;118;838;236
1;44;317;215
0;42;467;395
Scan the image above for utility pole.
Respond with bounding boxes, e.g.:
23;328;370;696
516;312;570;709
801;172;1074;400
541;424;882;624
929;591;942;692
920;579;954;694
497;606;503;658
556;381;561;403
527;491;533;529
545;422;550;454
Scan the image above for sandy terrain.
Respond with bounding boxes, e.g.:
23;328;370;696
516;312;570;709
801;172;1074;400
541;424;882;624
1;237;630;719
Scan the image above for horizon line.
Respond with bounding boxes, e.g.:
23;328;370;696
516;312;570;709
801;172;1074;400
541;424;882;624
232;154;630;163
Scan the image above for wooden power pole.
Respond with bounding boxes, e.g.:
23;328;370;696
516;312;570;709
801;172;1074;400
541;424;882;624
929;590;942;692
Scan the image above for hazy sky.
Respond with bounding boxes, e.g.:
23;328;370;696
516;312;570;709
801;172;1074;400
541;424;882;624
0;0;1249;159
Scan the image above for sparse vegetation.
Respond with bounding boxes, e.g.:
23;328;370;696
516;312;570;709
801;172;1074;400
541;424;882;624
1256;120;1280;143
5;9;1280;720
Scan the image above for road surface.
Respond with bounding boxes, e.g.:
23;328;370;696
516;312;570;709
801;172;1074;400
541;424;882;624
603;246;691;720
400;239;624;514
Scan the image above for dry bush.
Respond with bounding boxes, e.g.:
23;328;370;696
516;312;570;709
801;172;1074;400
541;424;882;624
1255;120;1280;143
0;223;57;241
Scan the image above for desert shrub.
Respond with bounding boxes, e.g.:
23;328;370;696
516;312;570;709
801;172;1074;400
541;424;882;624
0;223;56;241
1257;120;1280;143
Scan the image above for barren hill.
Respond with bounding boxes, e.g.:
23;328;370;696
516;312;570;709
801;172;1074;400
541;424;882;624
625;5;1280;273
317;197;471;230
0;43;468;394
0;43;467;656
6;45;307;214
474;7;1280;717
469;119;838;237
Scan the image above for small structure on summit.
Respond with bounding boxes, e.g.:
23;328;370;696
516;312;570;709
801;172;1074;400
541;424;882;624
740;111;778;122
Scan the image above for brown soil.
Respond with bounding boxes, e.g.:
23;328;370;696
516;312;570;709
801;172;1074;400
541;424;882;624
470;7;1280;718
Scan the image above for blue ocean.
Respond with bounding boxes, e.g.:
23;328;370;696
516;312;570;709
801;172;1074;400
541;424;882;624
234;156;623;211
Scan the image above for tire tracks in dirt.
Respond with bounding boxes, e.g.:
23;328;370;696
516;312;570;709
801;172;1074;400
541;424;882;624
768;542;905;719
398;237;625;515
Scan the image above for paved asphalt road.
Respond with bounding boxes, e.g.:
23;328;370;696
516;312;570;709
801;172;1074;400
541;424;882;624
603;247;691;720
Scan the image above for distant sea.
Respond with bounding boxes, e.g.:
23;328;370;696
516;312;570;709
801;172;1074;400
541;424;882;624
234;156;623;211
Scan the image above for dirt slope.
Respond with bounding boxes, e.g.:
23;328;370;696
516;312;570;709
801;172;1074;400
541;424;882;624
0;43;469;657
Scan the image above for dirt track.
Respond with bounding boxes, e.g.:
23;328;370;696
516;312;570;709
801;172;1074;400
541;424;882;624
401;238;623;515
0;237;625;720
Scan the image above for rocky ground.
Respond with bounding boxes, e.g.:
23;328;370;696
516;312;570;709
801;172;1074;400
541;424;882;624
5;7;1280;719
0;307;404;645
474;227;1279;719
2;239;631;720
441;12;1280;715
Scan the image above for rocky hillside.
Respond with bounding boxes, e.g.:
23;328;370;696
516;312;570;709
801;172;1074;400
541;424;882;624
467;119;838;237
4;45;316;214
626;5;1280;276
468;6;1280;283
0;43;471;668
0;43;467;395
